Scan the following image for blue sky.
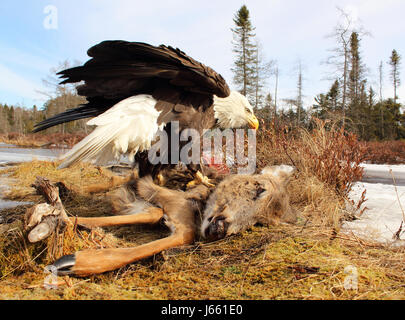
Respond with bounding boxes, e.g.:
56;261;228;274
0;0;404;110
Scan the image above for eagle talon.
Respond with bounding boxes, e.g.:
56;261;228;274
187;171;215;189
156;173;166;186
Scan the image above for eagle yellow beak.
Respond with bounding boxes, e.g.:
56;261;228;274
247;115;259;130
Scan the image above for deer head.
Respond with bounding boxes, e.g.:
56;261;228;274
201;165;296;241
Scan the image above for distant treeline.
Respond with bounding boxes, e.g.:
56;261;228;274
0;93;87;135
254;94;405;141
1;82;404;142
233;5;404;141
0;60;88;136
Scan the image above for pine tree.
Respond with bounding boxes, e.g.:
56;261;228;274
347;31;367;135
328;79;340;112
388;49;401;104
231;5;257;100
264;93;273;123
325;8;369;128
357;81;369;138
348;32;364;107
7;106;15;129
378;61;384;137
254;93;273;125
313;80;340;121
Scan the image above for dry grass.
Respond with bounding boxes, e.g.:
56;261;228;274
1;221;404;300
0;160;113;200
0;161;168;296
257;119;366;228
0;132;86;148
0;120;404;299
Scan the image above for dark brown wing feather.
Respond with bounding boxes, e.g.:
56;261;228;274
33;41;230;132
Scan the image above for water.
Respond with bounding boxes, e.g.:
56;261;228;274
0;174;33;211
0;145;67;212
0;144;66;165
361;168;405;186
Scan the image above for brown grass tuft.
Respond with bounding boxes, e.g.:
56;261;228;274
257;118;366;228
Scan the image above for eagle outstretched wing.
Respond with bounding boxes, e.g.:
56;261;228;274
33;41;230;132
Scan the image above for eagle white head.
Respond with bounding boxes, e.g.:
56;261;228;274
213;91;259;130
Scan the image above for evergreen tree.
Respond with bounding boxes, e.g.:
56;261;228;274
231;5;257;100
254;93;273;125
378;61;384;137
7;106;15;128
328;79;341;112
388;49;401;104
313;79;340;121
346;32;368;136
348;32;364;107
325;8;353;127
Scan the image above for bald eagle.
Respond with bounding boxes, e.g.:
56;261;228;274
34;41;259;177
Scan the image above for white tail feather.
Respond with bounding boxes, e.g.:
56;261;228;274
58;95;161;169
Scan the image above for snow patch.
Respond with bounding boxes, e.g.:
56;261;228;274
343;163;405;245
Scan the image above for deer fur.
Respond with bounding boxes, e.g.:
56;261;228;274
201;165;297;241
27;165;296;276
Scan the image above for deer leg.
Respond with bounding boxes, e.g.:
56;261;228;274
82;174;136;194
50;228;195;277
69;207;163;228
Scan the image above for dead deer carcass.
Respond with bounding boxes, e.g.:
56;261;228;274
25;165;296;277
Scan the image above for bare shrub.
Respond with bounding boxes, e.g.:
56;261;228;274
361;140;405;164
256;118;366;226
258;119;365;196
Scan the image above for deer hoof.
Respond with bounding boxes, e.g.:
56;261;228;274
51;254;76;276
